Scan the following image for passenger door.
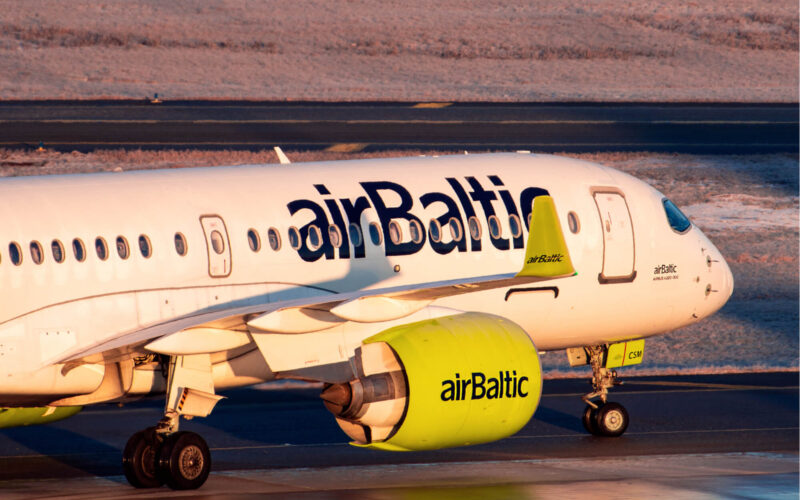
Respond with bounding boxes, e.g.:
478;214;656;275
592;190;636;283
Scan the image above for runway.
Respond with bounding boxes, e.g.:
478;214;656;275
0;372;796;498
0;101;796;153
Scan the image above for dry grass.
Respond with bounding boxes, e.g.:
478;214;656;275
629;13;798;51
0;0;795;101
0;23;279;52
327;39;675;60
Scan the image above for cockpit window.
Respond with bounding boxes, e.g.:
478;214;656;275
663;198;691;233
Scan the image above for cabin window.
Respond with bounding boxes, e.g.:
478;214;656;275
388;220;402;245
409;219;423;244
348;223;362;247
509;214;523;238
267;228;281;251
116;236;130;259
429;219;442;243
174;233;188;256
307;225;322;250
30;241;44;265
209;231;224;255
488;215;502;239
51;240;65;263
369;222;382;246
328;225;343;248
567;211;580;234
72;238;86;262
267;227;281;251
288;227;301;250
448;217;463;242
247;229;261;252
139;235;152;258
663;198;691;234
95;237;109;261
9;242;21;266
468;216;482;240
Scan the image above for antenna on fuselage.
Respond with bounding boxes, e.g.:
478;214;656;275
274;146;291;165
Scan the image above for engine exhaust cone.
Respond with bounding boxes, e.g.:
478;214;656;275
320;383;352;415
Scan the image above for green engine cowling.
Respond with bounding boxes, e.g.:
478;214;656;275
320;312;542;451
0;406;82;429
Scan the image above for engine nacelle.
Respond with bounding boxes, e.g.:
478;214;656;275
320;312;542;451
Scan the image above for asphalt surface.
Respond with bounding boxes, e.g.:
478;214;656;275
0;371;796;498
0;101;796;153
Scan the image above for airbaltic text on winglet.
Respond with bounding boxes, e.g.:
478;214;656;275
526;253;564;264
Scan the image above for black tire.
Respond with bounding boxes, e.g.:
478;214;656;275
122;427;164;488
582;404;601;436
157;431;211;490
594;401;629;437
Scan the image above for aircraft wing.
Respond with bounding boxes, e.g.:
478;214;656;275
58;196;575;365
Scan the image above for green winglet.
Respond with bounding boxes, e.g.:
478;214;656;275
516;195;576;278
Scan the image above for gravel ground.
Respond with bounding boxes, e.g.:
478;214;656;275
1;148;796;375
0;0;796;101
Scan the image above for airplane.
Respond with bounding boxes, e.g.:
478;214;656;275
0;152;733;490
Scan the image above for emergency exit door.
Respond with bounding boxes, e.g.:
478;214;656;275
592;190;636;283
200;215;232;278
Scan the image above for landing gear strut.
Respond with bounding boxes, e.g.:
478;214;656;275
580;345;629;437
123;354;221;490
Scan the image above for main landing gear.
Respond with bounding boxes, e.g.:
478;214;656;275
123;355;221;490
122;420;211;490
579;345;630;437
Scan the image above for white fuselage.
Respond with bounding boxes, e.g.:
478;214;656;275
0;153;733;404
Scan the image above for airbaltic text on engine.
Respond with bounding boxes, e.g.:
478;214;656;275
441;371;529;401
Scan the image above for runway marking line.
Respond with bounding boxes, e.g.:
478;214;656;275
621;380;790;390
1;119;791;124
325;143;368;152
1;428;796;460
543;384;798;398
411;102;452;108
207;426;800;450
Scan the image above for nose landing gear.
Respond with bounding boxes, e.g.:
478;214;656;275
575;345;631;437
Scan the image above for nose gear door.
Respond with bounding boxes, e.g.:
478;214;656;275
592;189;636;283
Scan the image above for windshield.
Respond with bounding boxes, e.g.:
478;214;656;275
663;198;691;233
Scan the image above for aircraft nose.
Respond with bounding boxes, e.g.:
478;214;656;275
703;245;734;315
720;255;734;302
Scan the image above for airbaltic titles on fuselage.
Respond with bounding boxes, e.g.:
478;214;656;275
287;175;548;262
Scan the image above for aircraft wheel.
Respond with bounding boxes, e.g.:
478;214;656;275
581;404;601;436
157;431;211;490
594;401;629;437
122;427;164;488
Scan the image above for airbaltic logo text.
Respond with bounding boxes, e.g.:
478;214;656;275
441;371;529;401
526;253;563;264
652;263;679;281
653;264;677;274
286;176;549;262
